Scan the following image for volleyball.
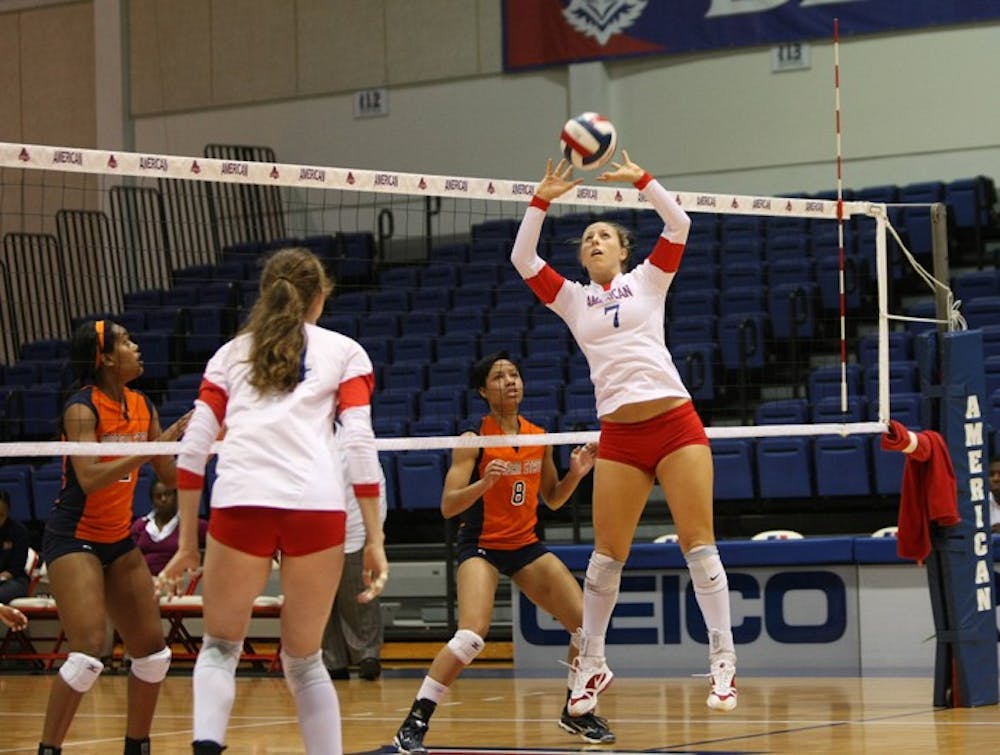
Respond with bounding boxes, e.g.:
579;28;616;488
560;112;617;170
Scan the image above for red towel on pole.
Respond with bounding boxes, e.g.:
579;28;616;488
896;430;960;563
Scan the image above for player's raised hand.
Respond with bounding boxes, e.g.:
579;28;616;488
597;150;645;184
535;158;582;202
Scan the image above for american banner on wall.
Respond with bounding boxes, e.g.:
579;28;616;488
503;0;1000;72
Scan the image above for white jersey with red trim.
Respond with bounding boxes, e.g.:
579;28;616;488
511;176;692;417
176;323;380;512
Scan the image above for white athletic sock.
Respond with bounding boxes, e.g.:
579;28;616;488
685;545;734;651
192;636;241;745
416;675;449;703
581;552;624;656
282;650;342;755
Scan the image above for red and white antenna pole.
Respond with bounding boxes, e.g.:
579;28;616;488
834;17;848;412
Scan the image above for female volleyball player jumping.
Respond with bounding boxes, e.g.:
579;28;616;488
38;320;190;755
159;247;389;755
510;153;738;716
394;352;610;754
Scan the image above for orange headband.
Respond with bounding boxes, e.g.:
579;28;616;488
94;320;105;368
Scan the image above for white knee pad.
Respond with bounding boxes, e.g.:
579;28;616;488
685;544;727;593
585;551;624;595
281;650;329;695
130;646;172;684
59;651;104;693
446;629;485;665
198;634;242;672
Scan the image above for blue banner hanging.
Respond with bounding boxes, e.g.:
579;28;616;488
503;1;1000;72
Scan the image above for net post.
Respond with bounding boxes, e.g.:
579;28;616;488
930;202;951;333
875;210;890;425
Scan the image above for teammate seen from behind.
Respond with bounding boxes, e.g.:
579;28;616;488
38;320;190;755
160;248;389;755
394;352;610;755
510;154;738;715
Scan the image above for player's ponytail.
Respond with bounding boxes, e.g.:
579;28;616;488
242;247;332;395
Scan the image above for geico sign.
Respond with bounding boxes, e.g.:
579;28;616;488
520;570;847;645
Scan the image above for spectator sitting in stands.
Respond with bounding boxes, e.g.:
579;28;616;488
131;481;208;576
0;489;30;606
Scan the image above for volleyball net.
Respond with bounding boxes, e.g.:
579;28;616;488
0;140;913;472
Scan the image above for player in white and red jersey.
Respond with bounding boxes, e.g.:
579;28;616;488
159;247;388;755
511;153;738;716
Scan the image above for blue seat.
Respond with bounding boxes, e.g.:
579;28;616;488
520;355;566;384
719;313;767;371
162;285;201;309
816;255;863;313
19;339;71;361
479;331;523;359
720;215;764;244
672;343;717;401
376;390;417;423
359;313;399;339
0;464;35;521
420;265;459;289
720;237;763;267
815;435;871;496
382;363;426;392
945;176;996;232
373;418;408;438
754;399;809;425
857;332;913;369
395;451;447;509
963;296;1000;331
3;363;39;389
124;288;166;311
436;333;478;362
670;289;717;319
677;263;717;292
443;309;486;337
470;238;512;261
523;329;570;359
981;325;1000;360
765;215;809;239
864;361;919;401
668;315;716;348
767;258;814;289
520;382;562;416
720;286;765;319
198;281;237;308
327;291;369;314
334;232;375;286
184;305;229;362
369;288;412;314
318;313;358;338
392;336;435;366
452;287;495;313
812;396;866;424
133;329;173;381
711;439;754;500
21;382;62;440
768;282;818;340
409;286;453;313
157;398;195;429
953;270;1000;303
902;299;937;335
460;264;500;288
808;364;862;403
472;218;517;242
427;359;469;389
213;259;249;282
144;306;184;336
756;437;812;498
410;417;457;437
488;304;532;333
432;242;470;265
985;388;1000;435
986;355;1000;398
377;267;420;291
0;387;21;441
400;312;442;338
720;263;765;293
681;239;717;268
765;234;810;264
900;181;946;258
564;381;595;416
31;461;64;521
166;372;203;404
868;392;923;429
870;435;905;495
419;387;465;421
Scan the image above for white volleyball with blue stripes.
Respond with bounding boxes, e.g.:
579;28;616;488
559;112;618;170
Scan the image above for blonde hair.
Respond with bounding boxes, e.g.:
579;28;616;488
241;247;332;394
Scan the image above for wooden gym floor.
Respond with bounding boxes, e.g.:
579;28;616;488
1;666;998;754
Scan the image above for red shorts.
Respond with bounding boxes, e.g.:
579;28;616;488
208;507;346;558
598;401;709;475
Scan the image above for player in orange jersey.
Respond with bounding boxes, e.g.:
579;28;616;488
394;352;612;754
38;319;189;755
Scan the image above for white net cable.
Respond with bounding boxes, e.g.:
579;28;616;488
0;141;894;459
